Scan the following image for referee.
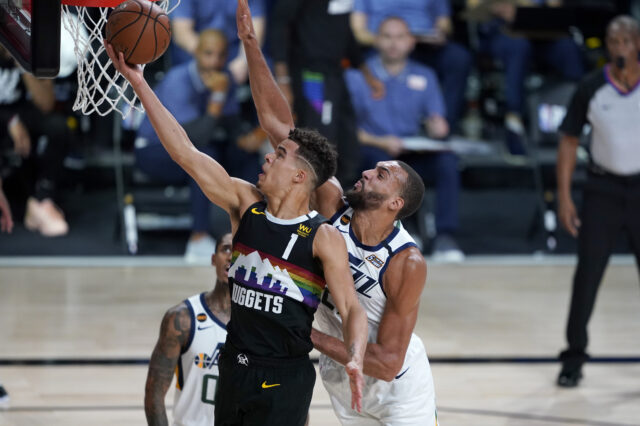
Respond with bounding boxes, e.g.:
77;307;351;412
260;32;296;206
556;15;640;387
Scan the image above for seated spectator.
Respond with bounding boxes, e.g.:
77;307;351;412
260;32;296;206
0;46;70;237
135;30;261;261
171;0;266;83
345;17;464;261
469;0;585;154
351;0;473;133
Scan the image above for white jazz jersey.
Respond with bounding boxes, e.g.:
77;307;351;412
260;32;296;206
172;293;227;426
315;205;438;425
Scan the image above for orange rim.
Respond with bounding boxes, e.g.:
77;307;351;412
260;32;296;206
61;0;160;6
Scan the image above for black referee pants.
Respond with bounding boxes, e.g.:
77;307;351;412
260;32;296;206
561;170;640;368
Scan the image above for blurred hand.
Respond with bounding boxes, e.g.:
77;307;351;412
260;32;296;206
103;40;144;87
382;135;404;157
236;0;256;42
558;196;580;237
365;75;385;100
229;56;249;84
202;70;230;93
346;361;363;413
8;117;31;157
0;189;13;233
237;127;267;153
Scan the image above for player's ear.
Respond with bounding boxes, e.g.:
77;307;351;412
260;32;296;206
293;169;306;184
389;196;404;214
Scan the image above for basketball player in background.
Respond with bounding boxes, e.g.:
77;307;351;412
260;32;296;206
104;2;368;422
144;233;232;425
247;2;437;424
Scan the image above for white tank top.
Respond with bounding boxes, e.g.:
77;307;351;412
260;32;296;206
315;205;418;344
172;293;227;426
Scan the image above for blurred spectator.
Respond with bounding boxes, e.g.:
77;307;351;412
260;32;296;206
351;0;473;132
171;0;266;83
0;46;70;237
470;0;585;154
135;30;261;261
270;0;383;186
345;17;463;261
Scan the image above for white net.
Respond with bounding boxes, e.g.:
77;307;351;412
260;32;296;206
61;0;179;117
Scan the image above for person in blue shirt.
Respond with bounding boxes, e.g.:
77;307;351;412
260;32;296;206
346;16;464;261
136;30;260;261
351;0;472;133
171;0;266;83
471;0;584;155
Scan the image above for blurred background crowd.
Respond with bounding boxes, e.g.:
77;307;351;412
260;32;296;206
0;0;636;262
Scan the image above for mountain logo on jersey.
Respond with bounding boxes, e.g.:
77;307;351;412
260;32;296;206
297;224;312;237
230;242;325;308
196;313;207;322
193;343;223;369
366;254;384;268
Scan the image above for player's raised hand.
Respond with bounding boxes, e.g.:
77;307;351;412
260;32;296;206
103;40;144;87
236;0;256;42
346;360;364;413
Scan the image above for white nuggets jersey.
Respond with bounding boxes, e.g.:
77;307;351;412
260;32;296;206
315;205;438;425
172;293;227;426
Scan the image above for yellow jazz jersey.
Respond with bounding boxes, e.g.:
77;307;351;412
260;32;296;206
173;293;227;426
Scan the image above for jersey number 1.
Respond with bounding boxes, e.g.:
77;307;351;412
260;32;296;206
282;233;299;260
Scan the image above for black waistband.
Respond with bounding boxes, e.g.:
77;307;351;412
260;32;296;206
589;164;640;183
222;340;310;369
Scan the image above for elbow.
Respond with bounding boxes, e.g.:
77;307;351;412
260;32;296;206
378;360;404;382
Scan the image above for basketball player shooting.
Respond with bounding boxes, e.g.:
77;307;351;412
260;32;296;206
103;8;368;423
240;0;438;422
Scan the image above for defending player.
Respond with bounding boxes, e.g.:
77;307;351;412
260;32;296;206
244;1;438;424
144;233;233;425
105;1;368;423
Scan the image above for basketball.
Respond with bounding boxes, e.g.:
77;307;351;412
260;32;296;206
105;0;170;65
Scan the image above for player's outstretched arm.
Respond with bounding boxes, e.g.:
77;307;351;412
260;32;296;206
103;42;260;227
314;224;368;412
237;0;293;147
311;247;427;381
144;303;192;426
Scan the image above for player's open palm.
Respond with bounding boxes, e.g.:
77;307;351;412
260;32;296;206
346;360;364;413
236;0;256;41
103;40;144;87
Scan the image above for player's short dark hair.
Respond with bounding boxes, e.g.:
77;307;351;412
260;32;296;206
288;128;337;188
214;232;232;252
396;161;425;220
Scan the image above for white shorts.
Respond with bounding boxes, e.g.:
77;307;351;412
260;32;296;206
319;334;438;426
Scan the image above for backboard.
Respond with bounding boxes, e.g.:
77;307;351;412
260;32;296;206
0;0;61;77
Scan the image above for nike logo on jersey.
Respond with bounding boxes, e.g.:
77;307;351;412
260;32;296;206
395;367;409;379
197;325;214;330
261;381;280;389
251;207;265;215
232;283;284;314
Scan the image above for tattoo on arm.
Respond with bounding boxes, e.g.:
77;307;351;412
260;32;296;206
144;304;192;426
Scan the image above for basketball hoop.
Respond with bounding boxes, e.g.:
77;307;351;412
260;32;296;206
60;0;179;117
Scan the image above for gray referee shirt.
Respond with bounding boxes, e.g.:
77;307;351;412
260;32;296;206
560;66;640;176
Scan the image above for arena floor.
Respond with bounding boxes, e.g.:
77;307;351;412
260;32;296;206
1;256;639;425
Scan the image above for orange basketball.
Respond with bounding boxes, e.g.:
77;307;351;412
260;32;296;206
105;0;170;65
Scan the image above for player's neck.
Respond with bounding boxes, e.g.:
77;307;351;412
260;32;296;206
350;210;397;246
265;192;312;219
206;281;231;321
